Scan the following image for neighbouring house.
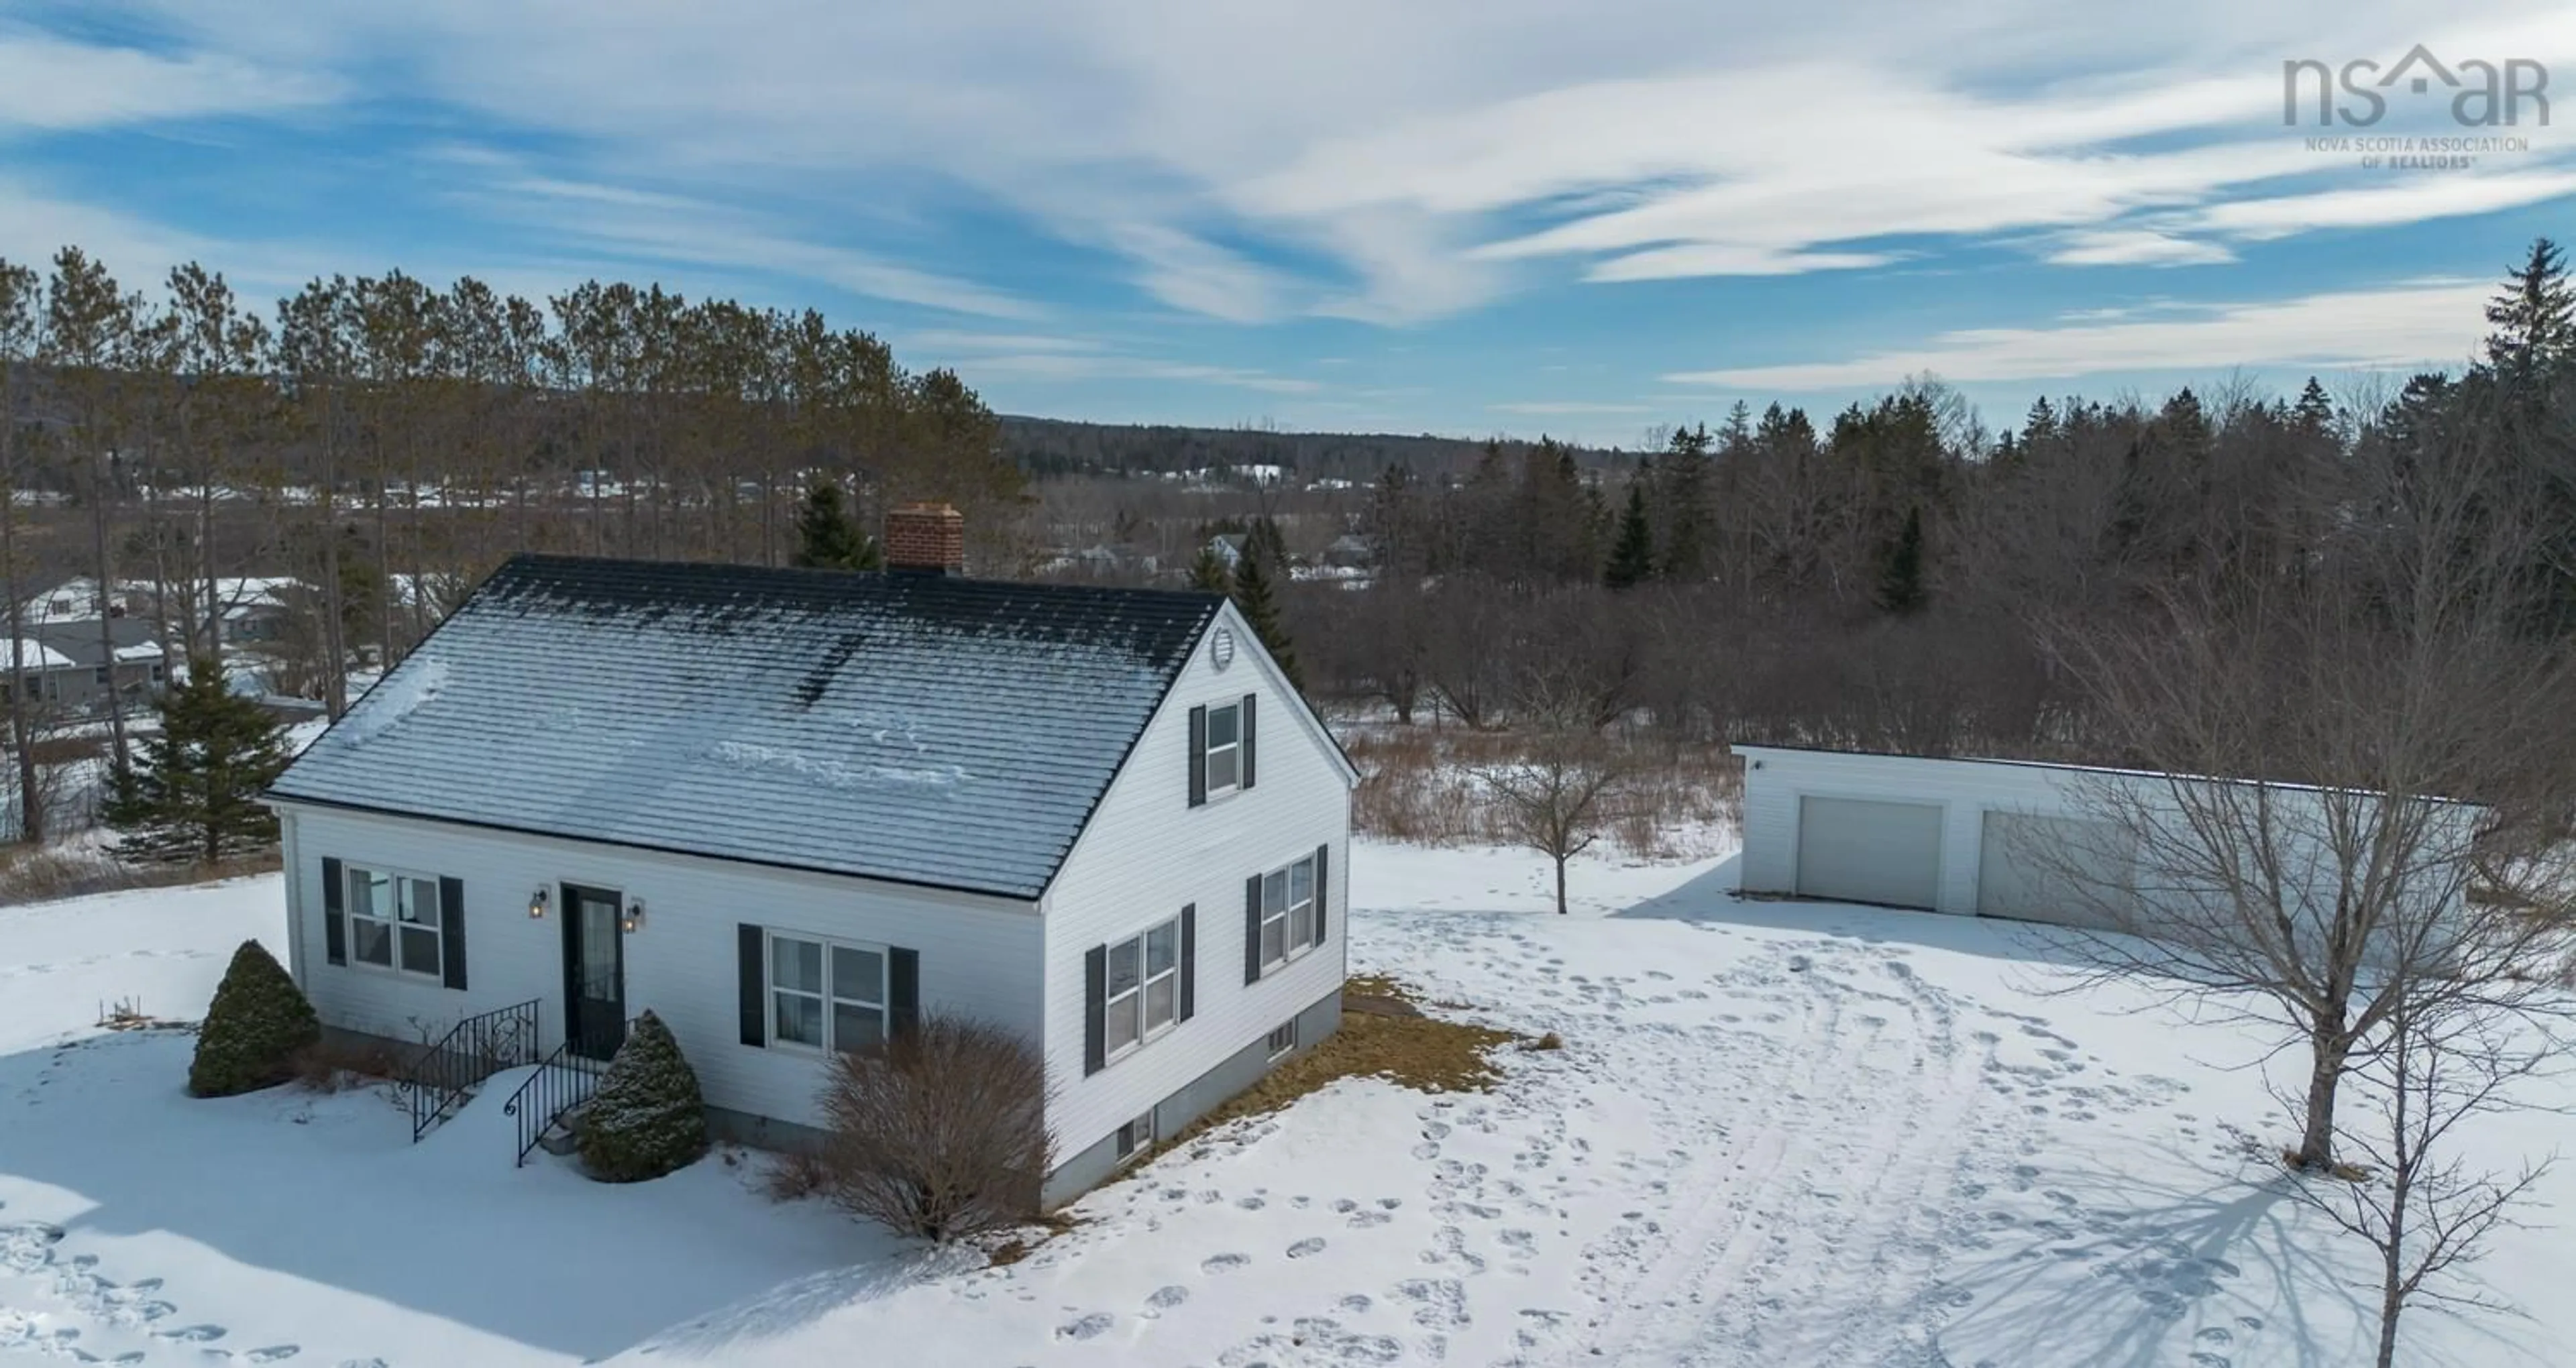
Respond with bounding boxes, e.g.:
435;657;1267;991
264;504;1357;1203
1733;744;2481;931
5;617;170;715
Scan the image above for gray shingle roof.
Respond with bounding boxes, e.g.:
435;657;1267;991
269;555;1222;899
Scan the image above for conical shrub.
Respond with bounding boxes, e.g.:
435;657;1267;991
189;939;321;1097
579;1011;710;1182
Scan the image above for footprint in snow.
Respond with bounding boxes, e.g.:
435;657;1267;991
1055;1313;1115;1341
154;1323;227;1343
1144;1286;1190;1313
242;1347;303;1363
1287;1237;1327;1259
1201;1253;1250;1274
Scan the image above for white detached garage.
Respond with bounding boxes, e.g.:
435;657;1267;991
1737;745;2141;929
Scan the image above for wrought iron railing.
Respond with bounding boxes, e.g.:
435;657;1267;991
502;1039;610;1167
403;999;542;1141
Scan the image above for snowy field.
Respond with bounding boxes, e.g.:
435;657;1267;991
4;844;2573;1366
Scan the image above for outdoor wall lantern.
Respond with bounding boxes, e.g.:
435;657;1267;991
529;887;549;919
622;899;645;934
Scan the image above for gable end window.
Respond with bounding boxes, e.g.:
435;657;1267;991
1256;852;1319;973
1104;913;1184;1063
345;864;444;979
1188;693;1257;807
1203;700;1243;797
766;931;888;1053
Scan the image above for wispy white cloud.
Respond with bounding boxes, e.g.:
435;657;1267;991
0;26;338;133
2045;230;2236;267
1492;400;1658;414
19;0;2576;339
1668;279;2491;389
962;351;1322;394
453;160;1042;320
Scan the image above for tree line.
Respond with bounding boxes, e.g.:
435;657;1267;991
0;247;1024;839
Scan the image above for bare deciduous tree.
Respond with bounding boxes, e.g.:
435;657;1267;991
2290;978;2560;1368
1469;685;1629;915
2031;414;2576;1172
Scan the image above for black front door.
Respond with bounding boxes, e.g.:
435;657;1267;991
562;884;627;1060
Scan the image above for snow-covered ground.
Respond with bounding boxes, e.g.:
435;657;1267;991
4;842;2573;1366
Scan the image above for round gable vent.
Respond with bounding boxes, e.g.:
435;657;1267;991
1211;626;1236;670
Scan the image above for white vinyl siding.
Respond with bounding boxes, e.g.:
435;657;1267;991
276;803;1041;1131
1044;600;1354;1161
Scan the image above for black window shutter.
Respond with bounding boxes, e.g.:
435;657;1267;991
1240;693;1258;789
1314;844;1330;946
737;923;765;1047
1178;903;1197;1022
1083;944;1108;1075
438;876;467;990
1187;704;1208;807
1244;874;1263;984
888;947;920;1039
321;856;346;965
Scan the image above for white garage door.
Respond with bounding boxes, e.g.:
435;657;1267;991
1976;812;2135;929
1794;795;1943;909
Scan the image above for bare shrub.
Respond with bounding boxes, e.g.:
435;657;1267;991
1347;722;1737;859
816;1014;1053;1241
758;1148;833;1202
291;1035;407;1092
0;845;283;907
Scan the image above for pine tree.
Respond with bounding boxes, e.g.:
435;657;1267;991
1656;423;1713;581
2484;237;2573;384
1604;480;1656;591
578;1011;710;1182
1229;548;1303;693
1874;506;1927;614
790;479;879;570
189;939;321;1097
1187;543;1233;594
2292;376;2335;435
102;658;292;864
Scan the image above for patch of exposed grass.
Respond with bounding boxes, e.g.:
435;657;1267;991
1146;976;1521;1164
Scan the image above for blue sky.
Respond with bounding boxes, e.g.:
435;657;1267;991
2;2;2571;447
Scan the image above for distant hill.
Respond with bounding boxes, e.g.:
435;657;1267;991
997;415;1629;482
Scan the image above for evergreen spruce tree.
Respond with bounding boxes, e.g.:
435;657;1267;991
2292;376;2335;435
2484;237;2573;384
188;939;321;1097
1874;506;1927;614
1229;547;1303;693
1604;480;1656;591
578;1011;710;1183
1655;423;1713;581
1187;543;1234;594
790;480;881;570
102;658;292;864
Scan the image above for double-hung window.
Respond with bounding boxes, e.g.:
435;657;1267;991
1203;701;1244;797
1257;852;1318;971
346;865;443;978
767;932;888;1053
1104;914;1183;1062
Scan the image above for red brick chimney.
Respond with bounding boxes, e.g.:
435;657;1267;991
884;502;966;575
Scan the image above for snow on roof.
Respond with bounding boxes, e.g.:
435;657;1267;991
271;555;1222;899
113;643;167;662
5;641;76;671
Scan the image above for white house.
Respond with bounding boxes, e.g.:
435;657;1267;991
264;505;1357;1203
1734;744;2483;933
